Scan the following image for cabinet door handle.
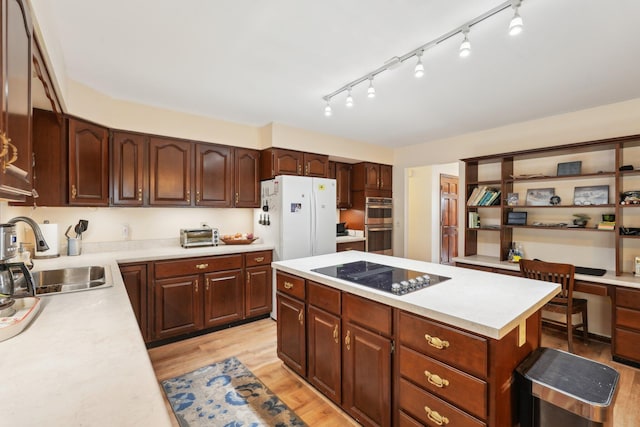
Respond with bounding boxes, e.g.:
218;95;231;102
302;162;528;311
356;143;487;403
424;406;449;426
205;277;209;291
196;191;200;203
333;324;339;344
298;309;303;325
235;192;239;204
424;370;449;388
345;330;351;351
246;271;250;284
254;256;264;263
297;164;302;175
195;263;209;269
195;279;198;293
71;184;77;199
424;334;450;350
0;137;18;172
305;164;309;175
283;281;294;289
186;191;190;202
138;188;142;201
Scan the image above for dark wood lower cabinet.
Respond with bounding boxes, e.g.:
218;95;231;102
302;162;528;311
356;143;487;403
119;263;149;342
277;293;306;376
342;321;392;427
204;270;244;328
245;265;271;317
307;305;341;405
154;275;201;340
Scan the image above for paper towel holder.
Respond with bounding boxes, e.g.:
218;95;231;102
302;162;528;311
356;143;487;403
33;220;60;259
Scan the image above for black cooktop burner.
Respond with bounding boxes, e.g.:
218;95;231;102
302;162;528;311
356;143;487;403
311;260;450;295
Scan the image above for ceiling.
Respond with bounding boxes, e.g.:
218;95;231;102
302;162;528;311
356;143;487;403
29;0;640;148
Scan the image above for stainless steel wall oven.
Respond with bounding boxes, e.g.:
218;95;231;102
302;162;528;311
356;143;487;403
365;197;393;255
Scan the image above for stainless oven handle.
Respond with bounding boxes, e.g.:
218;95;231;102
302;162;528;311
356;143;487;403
366;204;392;209
366;227;393;232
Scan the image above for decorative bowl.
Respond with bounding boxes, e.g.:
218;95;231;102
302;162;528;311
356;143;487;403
220;237;258;245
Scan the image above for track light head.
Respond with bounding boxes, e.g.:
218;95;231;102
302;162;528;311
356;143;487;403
367;78;376;98
345;89;354;108
509;0;523;36
414;52;425;78
459;28;471;58
324;99;332;117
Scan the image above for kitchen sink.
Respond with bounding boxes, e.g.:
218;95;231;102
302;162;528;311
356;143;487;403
32;266;112;295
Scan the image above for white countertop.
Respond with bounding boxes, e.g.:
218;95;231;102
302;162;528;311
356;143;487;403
453;254;640;290
272;251;560;340
0;241;273;427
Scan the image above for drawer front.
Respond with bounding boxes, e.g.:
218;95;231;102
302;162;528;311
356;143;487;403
343;292;392;336
574;281;608;296
399;311;488;378
617;287;640;310
399;378;486;427
244;250;272;267
155;255;243;279
337;241;365;252
276;272;305;300
398;411;423;427
308;281;341;315
616;307;640;330
399;346;487;420
614;327;640;363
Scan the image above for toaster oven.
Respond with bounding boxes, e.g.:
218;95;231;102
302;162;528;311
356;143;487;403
180;227;219;248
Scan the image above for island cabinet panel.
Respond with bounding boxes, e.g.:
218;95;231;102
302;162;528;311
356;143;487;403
398;311;488;378
276;271;305;300
149;137;192;206
307;305;341;405
203;270;244;327
343;292;392;336
399;378;486;427
613;286;640;365
277;292;306;376
119;263;149;342
153;275;202;340
342;321;392;427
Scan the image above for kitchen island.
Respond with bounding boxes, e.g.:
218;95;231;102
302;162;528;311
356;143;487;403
0;240;274;427
272;251;560;427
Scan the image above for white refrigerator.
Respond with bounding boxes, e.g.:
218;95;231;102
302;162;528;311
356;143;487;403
254;175;337;317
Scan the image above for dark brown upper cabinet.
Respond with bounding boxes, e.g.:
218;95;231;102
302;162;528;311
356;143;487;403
111;131;147;206
335;162;352;209
352;162;392;197
261;148;328;180
149;137;192;206
0;0;33;199
68;118;109;206
195;143;233;207
234;148;260;207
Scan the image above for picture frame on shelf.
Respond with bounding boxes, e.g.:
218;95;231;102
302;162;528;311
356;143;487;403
525;188;555;206
557;161;582;176
507;192;519;206
573;185;609;205
507;211;527;225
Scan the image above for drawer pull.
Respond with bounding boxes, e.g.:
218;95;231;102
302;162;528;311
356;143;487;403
195;263;209;269
283;281;294;289
298;309;304;325
425;334;450;350
424;370;449;388
345;330;351;351
333;324;339;343
254;256;265;263
424;406;449;426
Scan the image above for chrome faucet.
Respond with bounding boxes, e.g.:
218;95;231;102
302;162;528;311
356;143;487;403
7;216;50;252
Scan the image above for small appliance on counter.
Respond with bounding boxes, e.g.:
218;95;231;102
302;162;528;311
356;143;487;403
337;222;348;236
180;226;219;248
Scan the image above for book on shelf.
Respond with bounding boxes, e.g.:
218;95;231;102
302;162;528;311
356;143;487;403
468;212;480;228
467;186;500;206
597;221;616;230
467;186;485;206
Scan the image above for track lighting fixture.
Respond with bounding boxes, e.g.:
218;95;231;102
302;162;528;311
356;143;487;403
509;0;523;36
321;0;525;115
345;88;354;108
459;28;471;58
367;78;376;98
414;51;425;78
324;99;332;117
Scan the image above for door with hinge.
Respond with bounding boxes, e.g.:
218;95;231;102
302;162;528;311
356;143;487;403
111;132;146;206
68;118;109;206
153;275;201;340
149;137;192;205
440;174;459;265
195;143;233;207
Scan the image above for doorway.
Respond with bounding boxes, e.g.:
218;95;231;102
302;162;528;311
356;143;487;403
440;174;459;265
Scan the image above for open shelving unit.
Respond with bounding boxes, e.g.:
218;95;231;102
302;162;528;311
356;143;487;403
462;135;640;275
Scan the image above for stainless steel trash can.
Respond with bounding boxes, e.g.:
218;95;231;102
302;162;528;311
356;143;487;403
516;347;619;427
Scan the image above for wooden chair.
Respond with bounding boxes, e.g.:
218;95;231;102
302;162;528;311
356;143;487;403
519;259;588;353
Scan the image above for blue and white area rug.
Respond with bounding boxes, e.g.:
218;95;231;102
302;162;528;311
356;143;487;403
162;356;307;427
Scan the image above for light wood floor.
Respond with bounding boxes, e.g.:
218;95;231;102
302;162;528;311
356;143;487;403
149;318;639;426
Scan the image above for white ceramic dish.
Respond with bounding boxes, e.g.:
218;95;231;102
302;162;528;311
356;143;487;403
0;297;41;342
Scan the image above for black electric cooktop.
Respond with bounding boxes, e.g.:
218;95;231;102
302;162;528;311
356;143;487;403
311;260;450;295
